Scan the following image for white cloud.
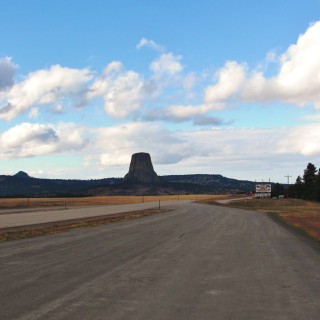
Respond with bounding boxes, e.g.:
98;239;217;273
88;61;145;118
82;121;320;181
0;57;17;91
205;61;246;104
1;119;318;181
0;122;88;158
61;119;320;179
150;52;183;76
277;123;320;156
52;104;64;114
302;114;320;122
92;122;189;167
204;21;320;109
28;107;39;119
136;38;164;52
90;124;262;166
165;104;225;119
0;65;92;120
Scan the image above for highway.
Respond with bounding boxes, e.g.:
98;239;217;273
0;200;189;229
0;202;319;319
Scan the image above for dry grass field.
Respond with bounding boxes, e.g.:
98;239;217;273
205;198;320;242
0;194;234;209
0;194;235;241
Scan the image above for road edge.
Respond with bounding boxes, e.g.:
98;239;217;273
266;211;320;252
0;208;172;242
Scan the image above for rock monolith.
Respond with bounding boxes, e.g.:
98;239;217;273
124;152;161;184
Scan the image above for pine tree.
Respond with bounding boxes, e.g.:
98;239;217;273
316;169;320;201
288;175;301;198
303;163;317;200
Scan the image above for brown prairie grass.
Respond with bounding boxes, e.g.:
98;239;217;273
0;194;234;209
206;198;320;242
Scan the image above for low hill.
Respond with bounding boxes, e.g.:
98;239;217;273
0;172;257;197
0;174;121;197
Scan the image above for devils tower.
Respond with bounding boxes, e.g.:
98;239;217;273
124;152;162;184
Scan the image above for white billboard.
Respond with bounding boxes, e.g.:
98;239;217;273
255;184;271;193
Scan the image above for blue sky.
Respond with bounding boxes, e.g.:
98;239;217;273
1;0;320;183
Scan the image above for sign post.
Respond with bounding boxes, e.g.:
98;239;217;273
255;184;271;198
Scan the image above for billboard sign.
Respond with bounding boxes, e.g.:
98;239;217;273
256;184;271;193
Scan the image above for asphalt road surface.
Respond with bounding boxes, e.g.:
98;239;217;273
1;202;319;320
0;200;189;229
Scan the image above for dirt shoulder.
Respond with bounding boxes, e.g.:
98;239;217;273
201;198;320;243
0;208;171;242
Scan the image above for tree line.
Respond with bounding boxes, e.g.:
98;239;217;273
288;163;320;201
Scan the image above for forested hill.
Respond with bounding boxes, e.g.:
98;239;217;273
0;172;258;197
162;174;256;191
0;172;122;197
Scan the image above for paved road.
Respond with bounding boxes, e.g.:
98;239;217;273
0;202;319;320
0;200;189;229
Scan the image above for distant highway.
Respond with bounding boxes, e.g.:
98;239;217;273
0;200;190;229
0;202;319;319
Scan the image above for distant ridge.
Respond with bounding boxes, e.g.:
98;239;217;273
0;172;258;197
14;171;30;178
0;153;274;196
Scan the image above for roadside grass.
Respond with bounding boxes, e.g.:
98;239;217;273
0;208;170;242
0;194;234;209
203;198;320;242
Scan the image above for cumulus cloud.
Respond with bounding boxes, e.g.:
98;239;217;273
143;103;226;126
150;52;183;76
0;122;88;158
0;57;17;91
87;55;186;120
2;20;319;128
166;20;320;124
205;61;246;104
0;65;92;120
165;104;217;118
205;21;320;109
0;50;190;123
136;38;164;52
277;123;320;156
88;61;145;119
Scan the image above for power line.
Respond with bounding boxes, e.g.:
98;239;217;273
284;174;292;185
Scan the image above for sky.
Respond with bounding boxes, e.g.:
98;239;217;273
0;0;320;183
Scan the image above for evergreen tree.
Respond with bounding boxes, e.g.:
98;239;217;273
291;175;303;198
316;169;320;201
303;163;317;200
271;183;285;198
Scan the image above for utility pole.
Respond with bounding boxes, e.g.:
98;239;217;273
284;174;292;185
